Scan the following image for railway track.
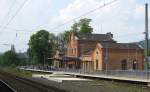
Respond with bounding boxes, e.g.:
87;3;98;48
0;70;68;92
0;80;16;92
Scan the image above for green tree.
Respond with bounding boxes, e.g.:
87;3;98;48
64;31;71;43
60;18;93;43
1;50;20;67
27;48;32;65
70;22;79;34
78;18;93;34
52;18;93;57
28;30;53;66
0;54;3;66
17;52;28;66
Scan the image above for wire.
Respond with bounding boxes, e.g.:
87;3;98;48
48;0;118;31
0;0;16;27
0;0;28;34
0;0;117;34
0;44;11;46
0;25;35;33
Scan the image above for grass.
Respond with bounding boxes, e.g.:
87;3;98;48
1;67;33;77
0;67;52;77
93;79;150;92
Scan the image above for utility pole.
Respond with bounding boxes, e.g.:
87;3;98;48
145;3;149;70
43;52;45;67
104;43;109;74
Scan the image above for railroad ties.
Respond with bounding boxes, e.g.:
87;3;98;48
0;70;68;92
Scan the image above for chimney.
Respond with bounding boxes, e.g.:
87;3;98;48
106;32;113;38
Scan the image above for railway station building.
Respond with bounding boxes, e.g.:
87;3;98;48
53;32;144;71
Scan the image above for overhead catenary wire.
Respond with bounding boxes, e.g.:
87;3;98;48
0;0;16;27
0;0;117;34
0;0;146;54
0;0;143;52
0;0;118;34
24;0;118;33
0;0;28;35
48;0;118;31
0;24;145;41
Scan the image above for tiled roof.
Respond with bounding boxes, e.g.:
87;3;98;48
82;48;95;55
100;43;143;49
77;33;115;42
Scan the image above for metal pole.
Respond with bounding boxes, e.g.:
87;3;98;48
43;52;45;67
105;43;109;75
145;3;149;70
145;3;149;79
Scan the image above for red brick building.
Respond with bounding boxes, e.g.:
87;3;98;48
53;32;144;71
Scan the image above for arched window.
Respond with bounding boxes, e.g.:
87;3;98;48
133;60;138;70
96;59;98;69
121;59;127;70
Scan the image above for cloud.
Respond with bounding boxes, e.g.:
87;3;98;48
0;0;150;52
0;0;52;52
50;0;148;43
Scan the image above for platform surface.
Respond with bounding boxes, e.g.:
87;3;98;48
22;68;150;83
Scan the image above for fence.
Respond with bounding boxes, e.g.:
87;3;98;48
20;66;150;80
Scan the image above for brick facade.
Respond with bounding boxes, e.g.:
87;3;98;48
63;32;144;71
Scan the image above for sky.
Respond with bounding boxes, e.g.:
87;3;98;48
0;0;150;53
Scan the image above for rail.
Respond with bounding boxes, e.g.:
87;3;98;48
0;80;16;92
0;70;68;92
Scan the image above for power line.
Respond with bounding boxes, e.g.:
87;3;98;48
0;26;145;38
0;0;16;27
0;25;34;32
0;0;28;34
49;0;118;31
0;0;117;34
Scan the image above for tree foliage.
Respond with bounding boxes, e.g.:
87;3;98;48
61;18;93;43
0;44;28;68
69;18;93;34
0;50;20;67
78;18;93;34
28;30;53;65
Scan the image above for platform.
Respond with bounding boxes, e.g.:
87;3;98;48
32;73;91;83
20;68;150;85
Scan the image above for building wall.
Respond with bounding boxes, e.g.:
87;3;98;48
78;41;97;56
81;55;94;72
53;50;60;68
102;49;144;70
82;55;92;61
92;47;103;70
53;61;59;68
67;33;78;57
66;33;144;71
67;34;99;57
